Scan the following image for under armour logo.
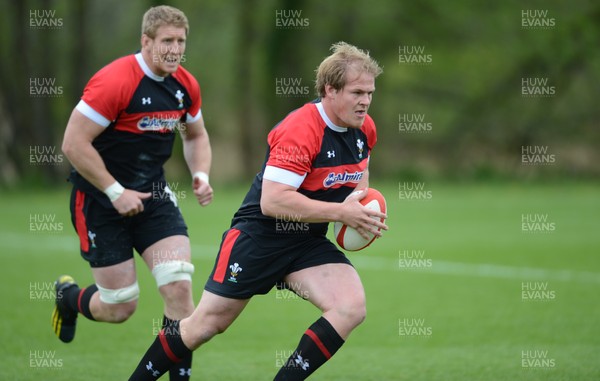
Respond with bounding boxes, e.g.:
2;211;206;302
142;97;151;105
179;368;192;376
294;354;310;371
146;361;160;377
327;150;335;158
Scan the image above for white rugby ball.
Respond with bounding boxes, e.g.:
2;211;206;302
334;188;387;251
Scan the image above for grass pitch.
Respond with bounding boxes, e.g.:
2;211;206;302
1;181;598;380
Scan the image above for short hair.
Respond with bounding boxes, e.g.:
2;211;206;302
315;42;383;97
141;5;189;38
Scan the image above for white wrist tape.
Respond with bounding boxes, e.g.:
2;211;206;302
104;181;125;202
193;171;209;184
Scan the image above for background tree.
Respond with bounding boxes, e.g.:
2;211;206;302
0;0;598;188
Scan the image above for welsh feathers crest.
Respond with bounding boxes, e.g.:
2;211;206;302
228;263;243;283
356;139;364;158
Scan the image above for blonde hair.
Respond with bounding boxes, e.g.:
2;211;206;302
141;5;189;38
315;42;382;97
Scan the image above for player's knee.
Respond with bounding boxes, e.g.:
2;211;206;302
159;280;193;310
160;278;192;298
104;300;138;323
348;303;367;327
193;325;225;348
191;316;232;348
213;319;232;335
183;321;228;350
152;261;195;288
337;297;367;328
199;317;231;339
97;282;140;322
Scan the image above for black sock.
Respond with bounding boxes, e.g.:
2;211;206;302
129;321;192;381
63;284;97;321
163;316;193;380
274;317;345;381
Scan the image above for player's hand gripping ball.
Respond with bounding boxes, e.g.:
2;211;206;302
334;188;387;251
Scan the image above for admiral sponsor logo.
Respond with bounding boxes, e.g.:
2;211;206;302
323;171;364;187
137;115;182;132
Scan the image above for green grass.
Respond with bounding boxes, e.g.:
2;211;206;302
0;182;599;380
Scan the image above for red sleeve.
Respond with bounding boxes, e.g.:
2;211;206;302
265;107;321;175
80;56;138;123
363;114;377;153
174;66;202;121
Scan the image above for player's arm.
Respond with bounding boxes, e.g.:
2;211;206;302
260;172;387;239
180;116;213;206
354;167;369;192
62;108;150;216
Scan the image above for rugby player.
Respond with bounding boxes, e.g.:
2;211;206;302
53;6;212;380
129;41;386;380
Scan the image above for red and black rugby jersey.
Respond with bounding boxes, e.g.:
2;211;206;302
69;53;202;205
231;100;377;236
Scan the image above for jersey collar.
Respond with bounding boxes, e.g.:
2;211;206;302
135;53;166;82
316;102;348;132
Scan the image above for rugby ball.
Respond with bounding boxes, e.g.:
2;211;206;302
334;188;387;251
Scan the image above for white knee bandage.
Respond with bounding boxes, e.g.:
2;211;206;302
97;282;140;304
152;261;195;287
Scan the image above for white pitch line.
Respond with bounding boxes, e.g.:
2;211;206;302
421;260;600;284
352;255;600;284
0;231;218;259
2;232;598;284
